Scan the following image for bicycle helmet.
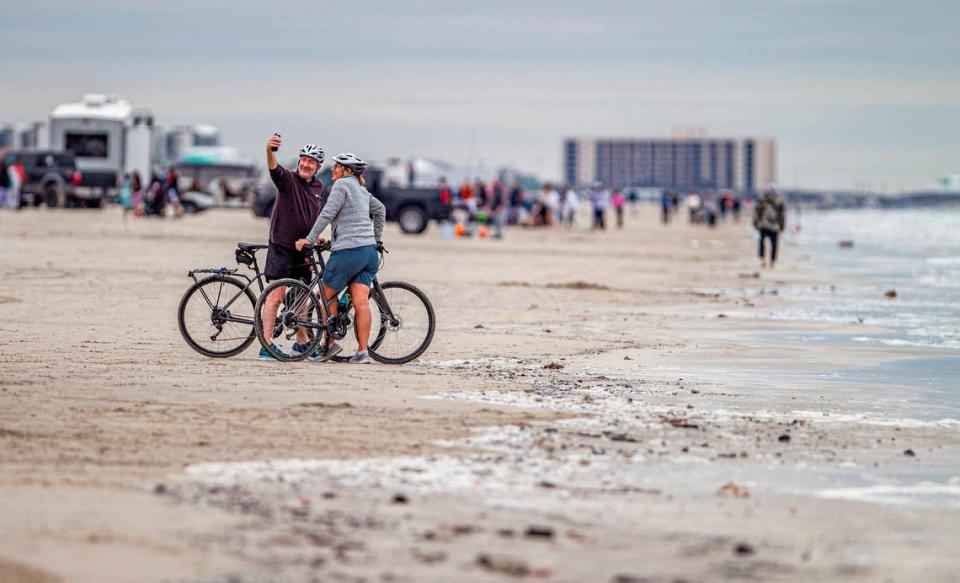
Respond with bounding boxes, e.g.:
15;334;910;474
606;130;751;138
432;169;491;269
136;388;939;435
332;152;367;173
298;144;325;164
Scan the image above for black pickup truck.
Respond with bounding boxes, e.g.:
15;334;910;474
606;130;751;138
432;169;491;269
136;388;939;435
253;167;450;234
5;149;83;207
365;168;450;234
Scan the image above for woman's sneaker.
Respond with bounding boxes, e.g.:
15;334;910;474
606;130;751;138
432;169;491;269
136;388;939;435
309;342;342;362
348;350;371;364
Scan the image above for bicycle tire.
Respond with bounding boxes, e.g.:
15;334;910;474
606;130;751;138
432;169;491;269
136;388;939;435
177;275;257;358
253;278;324;362
367;281;435;365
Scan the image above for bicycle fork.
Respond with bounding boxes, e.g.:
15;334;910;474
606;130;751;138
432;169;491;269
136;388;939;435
372;279;401;327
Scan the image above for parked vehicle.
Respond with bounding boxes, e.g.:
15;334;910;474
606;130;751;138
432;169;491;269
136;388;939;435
4;149;81;207
366;168;450;234
49;94;156;206
251;166;449;234
180;190;216;213
252;182;278;218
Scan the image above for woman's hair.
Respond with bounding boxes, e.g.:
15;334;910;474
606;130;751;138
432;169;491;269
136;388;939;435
339;164;366;187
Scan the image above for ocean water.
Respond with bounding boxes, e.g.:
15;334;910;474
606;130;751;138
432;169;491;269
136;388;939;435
757;207;960;351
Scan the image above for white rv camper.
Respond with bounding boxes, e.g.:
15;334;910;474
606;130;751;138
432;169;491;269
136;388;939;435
49;94;156;201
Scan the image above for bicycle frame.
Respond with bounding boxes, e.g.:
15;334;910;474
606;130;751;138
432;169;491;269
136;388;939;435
187;252;269;328
299;246;401;337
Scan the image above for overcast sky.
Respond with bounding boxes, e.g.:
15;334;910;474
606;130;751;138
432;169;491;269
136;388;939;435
2;0;958;190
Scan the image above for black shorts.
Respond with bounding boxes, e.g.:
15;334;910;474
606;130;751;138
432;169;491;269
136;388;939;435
264;243;312;283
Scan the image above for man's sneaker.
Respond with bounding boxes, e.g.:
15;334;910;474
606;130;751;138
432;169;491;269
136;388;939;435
348;350;371;364
291;341;310;355
310;342;342;362
258;344;282;361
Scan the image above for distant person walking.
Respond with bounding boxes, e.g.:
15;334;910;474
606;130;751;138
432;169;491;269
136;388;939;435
164;169;184;219
131;171;145;216
438;177;453;208
588;183;608;230
5;159;25;209
686;192;702;224
753;186;786;269
542;183;561;226
508;179;524;225
660;190;673;224
627;189;639;217
612;189;625;229
490;179;507;238
562;185;579;228
118;173;133;219
0;159;10;209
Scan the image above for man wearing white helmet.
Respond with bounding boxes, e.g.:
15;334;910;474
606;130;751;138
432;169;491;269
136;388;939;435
258;133;327;360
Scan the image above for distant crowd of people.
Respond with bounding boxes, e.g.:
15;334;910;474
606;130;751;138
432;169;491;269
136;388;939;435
440;177;788;269
441;179;637;237
118;169;184;219
660;189;743;227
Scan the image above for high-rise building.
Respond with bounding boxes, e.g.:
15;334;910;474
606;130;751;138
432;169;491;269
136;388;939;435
564;134;776;193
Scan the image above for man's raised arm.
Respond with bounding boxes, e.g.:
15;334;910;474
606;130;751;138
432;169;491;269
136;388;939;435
266;133;281;170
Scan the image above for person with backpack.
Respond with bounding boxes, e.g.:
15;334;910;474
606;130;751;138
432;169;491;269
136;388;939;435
752;186;787;269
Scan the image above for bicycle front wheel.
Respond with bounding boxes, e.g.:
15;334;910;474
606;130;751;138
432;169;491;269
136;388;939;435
368;281;435;365
178;275;257;358
253;278;324;362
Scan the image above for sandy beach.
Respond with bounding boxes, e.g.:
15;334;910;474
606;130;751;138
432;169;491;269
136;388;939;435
1;206;958;582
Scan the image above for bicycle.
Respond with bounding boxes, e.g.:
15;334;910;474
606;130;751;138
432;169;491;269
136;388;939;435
253;242;435;364
177;242;273;358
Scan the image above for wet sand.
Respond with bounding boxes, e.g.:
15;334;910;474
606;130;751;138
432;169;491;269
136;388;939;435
1;207;958;582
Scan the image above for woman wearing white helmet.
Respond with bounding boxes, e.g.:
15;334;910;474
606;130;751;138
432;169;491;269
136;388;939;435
296;152;386;363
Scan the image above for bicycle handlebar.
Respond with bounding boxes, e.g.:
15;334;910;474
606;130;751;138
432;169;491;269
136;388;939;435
305;241;388;254
305;242;332;253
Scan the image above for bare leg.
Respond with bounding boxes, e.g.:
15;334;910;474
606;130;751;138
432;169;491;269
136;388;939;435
321;283;339;347
260;286;286;345
349;282;372;352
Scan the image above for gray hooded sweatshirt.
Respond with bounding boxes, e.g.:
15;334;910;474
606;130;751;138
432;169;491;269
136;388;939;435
307;175;386;252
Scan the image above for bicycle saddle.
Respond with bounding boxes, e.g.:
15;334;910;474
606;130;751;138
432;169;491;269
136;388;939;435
237;242;268;252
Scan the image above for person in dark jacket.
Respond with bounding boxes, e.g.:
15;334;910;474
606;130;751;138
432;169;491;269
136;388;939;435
258;134;327;360
752;186;786;268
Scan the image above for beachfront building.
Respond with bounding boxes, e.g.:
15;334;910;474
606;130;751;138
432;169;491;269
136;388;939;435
564;132;776;193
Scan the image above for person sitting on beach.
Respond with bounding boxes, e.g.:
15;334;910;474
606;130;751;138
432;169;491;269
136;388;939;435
296;153;386;364
258;134;327;360
753;185;786;269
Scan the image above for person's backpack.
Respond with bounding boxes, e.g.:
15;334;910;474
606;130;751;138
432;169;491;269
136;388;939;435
758;196;781;230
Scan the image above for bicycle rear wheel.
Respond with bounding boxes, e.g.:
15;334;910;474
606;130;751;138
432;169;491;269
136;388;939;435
367;281;435;365
178;275;257;358
253;278;324;362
